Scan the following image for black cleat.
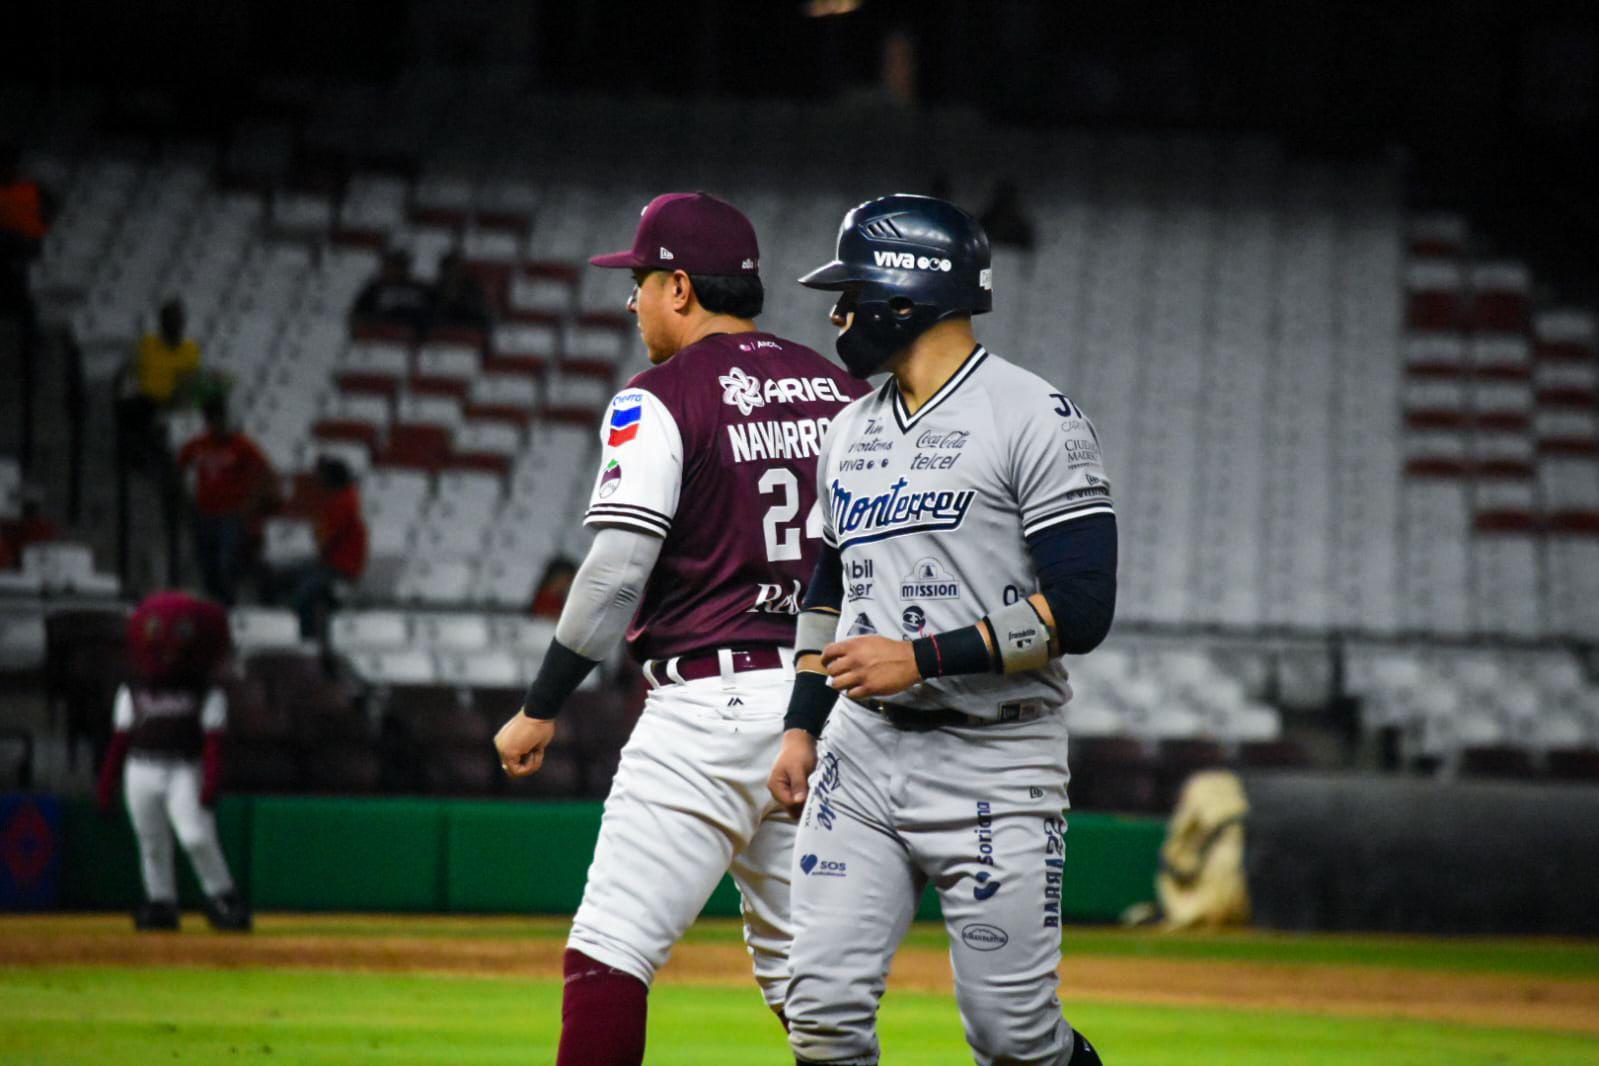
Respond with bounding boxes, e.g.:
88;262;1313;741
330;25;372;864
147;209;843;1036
203;890;253;932
1068;1029;1103;1065
134;900;180;931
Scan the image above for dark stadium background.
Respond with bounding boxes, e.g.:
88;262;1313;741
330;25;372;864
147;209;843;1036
2;0;1598;931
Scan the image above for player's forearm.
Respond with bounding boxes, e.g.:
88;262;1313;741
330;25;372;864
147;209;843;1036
910;513;1119;679
522;527;663;720
786;545;846;735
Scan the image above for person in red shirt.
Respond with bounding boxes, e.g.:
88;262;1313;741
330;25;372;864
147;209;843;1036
266;457;367;638
177;397;277;605
0;486;60;569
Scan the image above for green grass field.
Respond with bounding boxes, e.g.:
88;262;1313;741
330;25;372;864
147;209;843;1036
3;967;1598;1065
3;917;1598;1064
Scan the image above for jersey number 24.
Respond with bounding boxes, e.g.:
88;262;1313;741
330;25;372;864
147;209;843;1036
758;468;824;562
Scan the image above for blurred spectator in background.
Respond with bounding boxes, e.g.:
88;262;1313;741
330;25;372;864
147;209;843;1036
980;178;1036;252
430;250;491;332
839;25;919;111
530;556;577;618
136;298;203;409
264;457;367;638
118;298;202;469
352;248;431;335
177;395;279;605
2;146;53;469
0;486;60;570
0;144;49;316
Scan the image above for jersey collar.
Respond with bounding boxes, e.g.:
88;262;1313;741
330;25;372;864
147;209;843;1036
887;344;988;433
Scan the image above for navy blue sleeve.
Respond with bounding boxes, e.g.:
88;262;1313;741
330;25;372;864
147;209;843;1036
1025;513;1117;655
802;543;844;613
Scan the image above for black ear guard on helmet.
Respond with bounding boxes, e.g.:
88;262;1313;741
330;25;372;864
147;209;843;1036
801;193;993;379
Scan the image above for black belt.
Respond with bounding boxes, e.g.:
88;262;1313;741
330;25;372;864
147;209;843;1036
854;697;1044;730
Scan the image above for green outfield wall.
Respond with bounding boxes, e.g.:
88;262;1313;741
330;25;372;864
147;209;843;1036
52;796;1163;922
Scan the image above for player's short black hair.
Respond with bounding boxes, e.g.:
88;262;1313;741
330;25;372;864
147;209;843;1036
688;273;764;319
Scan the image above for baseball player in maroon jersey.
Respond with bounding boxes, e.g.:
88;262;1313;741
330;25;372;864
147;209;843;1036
493;193;868;1066
96;590;251;932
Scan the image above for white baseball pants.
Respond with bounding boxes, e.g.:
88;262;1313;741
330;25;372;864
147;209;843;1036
568;662;797;1006
787;701;1077;1065
124;755;235;903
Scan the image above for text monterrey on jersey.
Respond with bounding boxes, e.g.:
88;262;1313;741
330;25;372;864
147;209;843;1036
831;477;977;548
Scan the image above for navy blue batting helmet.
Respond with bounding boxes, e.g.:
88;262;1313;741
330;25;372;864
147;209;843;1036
800;194;992;377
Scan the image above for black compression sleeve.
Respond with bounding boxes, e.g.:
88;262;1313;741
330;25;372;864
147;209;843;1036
911;625;999;678
784;671;839;737
802;543;844;613
521;640;601;719
1025;513;1118;655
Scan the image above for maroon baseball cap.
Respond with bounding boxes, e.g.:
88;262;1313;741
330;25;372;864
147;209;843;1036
589;192;760;276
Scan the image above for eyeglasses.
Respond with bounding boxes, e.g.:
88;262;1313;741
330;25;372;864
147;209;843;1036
628;269;665;309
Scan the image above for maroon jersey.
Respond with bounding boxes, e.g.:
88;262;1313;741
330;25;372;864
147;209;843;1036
114;682;226;758
584;332;868;660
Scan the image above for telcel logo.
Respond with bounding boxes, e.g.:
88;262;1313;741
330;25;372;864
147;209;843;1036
873;250;953;272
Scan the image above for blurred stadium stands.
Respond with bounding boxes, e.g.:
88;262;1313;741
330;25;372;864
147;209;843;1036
3;74;1599;807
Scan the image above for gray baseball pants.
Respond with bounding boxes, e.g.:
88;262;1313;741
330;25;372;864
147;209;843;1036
786;700;1078;1065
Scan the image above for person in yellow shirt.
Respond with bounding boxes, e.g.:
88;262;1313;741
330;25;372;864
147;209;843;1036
118;298;203;479
136;299;201;405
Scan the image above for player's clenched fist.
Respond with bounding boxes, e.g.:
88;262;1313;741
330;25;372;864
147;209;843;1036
821;635;922;700
495;710;557;777
768;728;818;818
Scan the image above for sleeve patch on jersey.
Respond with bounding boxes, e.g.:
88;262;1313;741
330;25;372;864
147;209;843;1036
598;459;622;497
607;404;642;445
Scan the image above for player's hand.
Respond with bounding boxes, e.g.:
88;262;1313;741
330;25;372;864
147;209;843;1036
495;711;557;778
821;635;921;699
768;729;818;818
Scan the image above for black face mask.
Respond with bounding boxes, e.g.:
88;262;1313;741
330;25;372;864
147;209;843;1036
835;317;892;378
833;298;942;379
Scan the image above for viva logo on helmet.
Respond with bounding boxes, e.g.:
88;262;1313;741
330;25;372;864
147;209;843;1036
872;250;954;272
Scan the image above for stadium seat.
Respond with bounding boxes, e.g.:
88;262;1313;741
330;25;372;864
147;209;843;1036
436;649;524;688
412;342;481;398
329;610;412;654
350;647;438;685
230;608;303;652
337;341;411;398
489;321;560;374
414;613;492;653
314;392;391;451
464;372;539;427
262;518;318;567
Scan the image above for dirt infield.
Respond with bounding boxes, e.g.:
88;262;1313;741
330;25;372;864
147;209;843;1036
4;915;1598;1036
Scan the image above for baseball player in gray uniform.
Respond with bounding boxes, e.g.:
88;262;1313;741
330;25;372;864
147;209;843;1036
768;195;1116;1065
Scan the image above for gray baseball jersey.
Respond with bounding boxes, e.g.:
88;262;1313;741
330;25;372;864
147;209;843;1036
817;344;1114;718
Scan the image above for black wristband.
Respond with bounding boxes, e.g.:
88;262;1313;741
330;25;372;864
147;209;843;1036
783;671;839;737
522;640;601;719
910;624;999;679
